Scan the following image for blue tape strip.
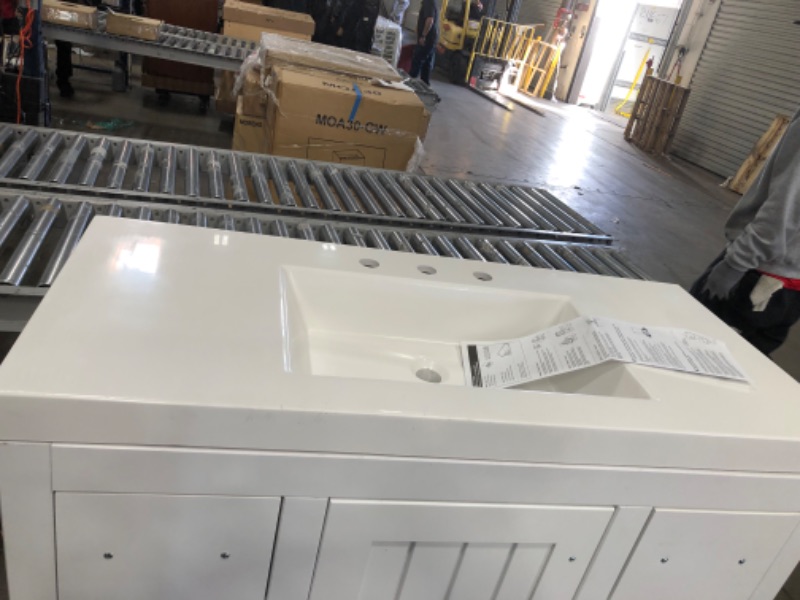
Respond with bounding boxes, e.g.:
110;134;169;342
349;83;363;122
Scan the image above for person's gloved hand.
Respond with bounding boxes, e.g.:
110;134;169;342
702;261;746;300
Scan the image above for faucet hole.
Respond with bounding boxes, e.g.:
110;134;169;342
418;265;437;275
360;258;380;269
416;368;442;384
474;271;492;282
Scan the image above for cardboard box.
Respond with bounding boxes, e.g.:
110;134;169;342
265;66;429;170
42;0;98;30
223;0;315;37
233;97;269;154
106;12;163;41
215;71;238;115
260;33;403;82
224;21;310;42
223;21;310;43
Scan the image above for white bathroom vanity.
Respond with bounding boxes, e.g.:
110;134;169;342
2;218;800;600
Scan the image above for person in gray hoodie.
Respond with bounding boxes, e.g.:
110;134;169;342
691;106;800;355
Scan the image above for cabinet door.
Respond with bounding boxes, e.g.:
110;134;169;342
309;500;613;600
611;509;800;600
55;493;281;600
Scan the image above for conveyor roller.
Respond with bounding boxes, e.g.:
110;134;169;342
0;126;612;245
0;188;645;318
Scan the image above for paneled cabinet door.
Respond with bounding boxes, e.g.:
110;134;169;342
309;500;614;600
611;509;800;600
55;493;281;600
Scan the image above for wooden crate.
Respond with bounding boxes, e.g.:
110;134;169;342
727;114;790;195
624;75;690;155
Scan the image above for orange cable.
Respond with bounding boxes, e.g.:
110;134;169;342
16;0;35;124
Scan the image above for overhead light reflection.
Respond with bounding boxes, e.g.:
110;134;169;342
114;239;161;274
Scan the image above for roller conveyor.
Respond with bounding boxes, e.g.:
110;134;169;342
42;20;257;73
0;189;648;332
0;126;612;245
41;20;442;110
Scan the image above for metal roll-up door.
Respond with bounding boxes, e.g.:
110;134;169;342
671;0;800;177
518;0;561;29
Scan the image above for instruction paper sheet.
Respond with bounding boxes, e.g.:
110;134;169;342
461;316;748;389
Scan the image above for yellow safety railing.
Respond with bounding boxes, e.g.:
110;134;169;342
465;17;559;99
615;50;650;118
517;38;560;98
465;18;540;84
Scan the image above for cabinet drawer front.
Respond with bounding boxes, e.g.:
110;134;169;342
612;509;800;600
309;500;614;600
55;493;280;600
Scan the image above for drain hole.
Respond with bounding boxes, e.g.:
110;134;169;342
474;271;492;282
418;265;437;275
416;368;442;384
360;258;380;269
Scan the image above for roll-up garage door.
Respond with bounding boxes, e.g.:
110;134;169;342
671;0;800;177
518;0;561;29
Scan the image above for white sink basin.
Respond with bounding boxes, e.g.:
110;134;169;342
283;266;649;398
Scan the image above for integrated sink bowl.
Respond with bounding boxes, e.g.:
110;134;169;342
282;266;650;399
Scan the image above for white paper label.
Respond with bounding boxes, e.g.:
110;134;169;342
461;316;749;388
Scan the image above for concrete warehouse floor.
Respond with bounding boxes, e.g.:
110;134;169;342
1;56;800;600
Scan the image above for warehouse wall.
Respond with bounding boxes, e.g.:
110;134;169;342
663;0;721;84
670;0;800;177
517;0;561;30
389;0;562;32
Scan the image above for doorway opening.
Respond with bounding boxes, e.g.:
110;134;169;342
571;0;684;115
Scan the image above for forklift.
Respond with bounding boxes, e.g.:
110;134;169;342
438;0;571;111
439;0;519;83
437;0;539;87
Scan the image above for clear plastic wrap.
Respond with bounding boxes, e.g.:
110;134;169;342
405;138;426;173
233;32;409;116
233;55;271;118
257;32;403;82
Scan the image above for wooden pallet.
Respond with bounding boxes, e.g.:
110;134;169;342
624;75;690;155
726;114;790;195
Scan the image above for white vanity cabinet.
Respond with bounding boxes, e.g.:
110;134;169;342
611;509;800;600
308;500;613;600
41;480;800;600
4;219;800;600
55;494;281;600
31;444;800;600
